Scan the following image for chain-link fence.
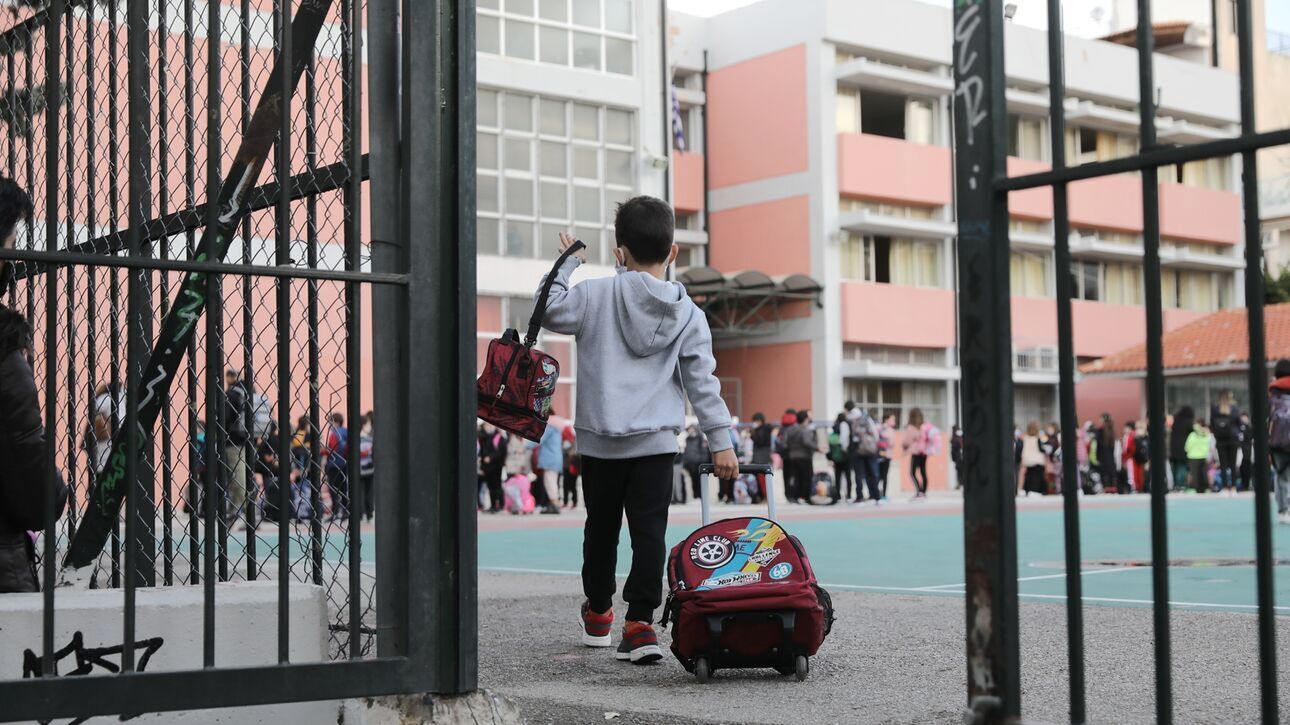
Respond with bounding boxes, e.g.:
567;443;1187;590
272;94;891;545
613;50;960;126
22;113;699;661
2;0;375;660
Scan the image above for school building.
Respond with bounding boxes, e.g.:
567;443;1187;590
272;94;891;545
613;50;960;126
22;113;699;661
474;0;1250;489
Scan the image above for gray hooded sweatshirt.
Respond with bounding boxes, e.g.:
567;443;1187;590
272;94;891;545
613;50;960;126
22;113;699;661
537;257;733;459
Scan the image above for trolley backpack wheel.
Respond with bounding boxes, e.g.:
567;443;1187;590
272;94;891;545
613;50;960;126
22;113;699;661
694;657;711;684
794;655;809;682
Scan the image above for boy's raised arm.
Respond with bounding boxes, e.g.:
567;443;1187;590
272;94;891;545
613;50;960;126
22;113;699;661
536;255;586;336
677;314;733;453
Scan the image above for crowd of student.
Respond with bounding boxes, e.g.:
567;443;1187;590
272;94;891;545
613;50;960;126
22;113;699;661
480;401;956;515
87;370;377;527
1012;390;1259;500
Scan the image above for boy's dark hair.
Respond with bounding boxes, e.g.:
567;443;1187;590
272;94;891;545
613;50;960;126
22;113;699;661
614;196;674;265
752;412;765;423
0;176;33;244
331;412;344;426
844;400;855;412
796;410;809;424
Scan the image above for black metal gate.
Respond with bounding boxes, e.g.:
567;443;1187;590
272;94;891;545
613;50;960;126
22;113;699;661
953;1;1283;723
0;0;475;720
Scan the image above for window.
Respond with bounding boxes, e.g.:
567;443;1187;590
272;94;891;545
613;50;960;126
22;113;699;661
836;87;937;145
843;345;947;367
675;243;704;269
860;89;908;140
1160;157;1230;191
1102;261;1143;305
1007;114;1046;161
838;199;934;219
477;89;636;264
1010;250;1052;298
839;234;942;287
1070;259;1101;301
1068;259;1145;305
836;86;860;135
479;0;636;76
1164;269;1234;312
844;379;947;429
1013;384;1056;428
1066;127;1136;165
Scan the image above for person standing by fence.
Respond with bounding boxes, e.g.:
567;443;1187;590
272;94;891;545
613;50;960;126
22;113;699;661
1019;422;1046;496
785;410;818;504
323;412;349;521
902;408;930;499
1268;360;1290;524
1170;406;1195;492
829;412;852;503
0;178;68;592
1210;390;1241;494
223;368;253;524
478;423;506;513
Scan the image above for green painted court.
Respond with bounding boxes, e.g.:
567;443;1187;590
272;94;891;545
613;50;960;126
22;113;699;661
475;494;1290;613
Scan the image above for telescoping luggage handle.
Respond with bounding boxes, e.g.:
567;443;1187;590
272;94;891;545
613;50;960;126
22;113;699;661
524;239;586;347
697;463;775;526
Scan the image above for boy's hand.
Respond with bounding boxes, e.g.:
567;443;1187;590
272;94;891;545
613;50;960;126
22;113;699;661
558;232;586;261
713;448;739;480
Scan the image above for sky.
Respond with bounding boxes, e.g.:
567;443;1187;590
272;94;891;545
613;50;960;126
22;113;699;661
667;0;1290;39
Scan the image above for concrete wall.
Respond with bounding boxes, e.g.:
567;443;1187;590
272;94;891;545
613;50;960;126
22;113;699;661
0;582;336;724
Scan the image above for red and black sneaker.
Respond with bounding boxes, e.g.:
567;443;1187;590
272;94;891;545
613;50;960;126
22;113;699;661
614;621;662;664
580;600;613;647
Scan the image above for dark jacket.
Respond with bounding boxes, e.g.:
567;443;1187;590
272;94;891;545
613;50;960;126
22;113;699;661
786;424;818;460
1169;407;1195;462
682;431;707;467
750;424;773;464
478;430;507;475
0;306;69;593
224;381;250;445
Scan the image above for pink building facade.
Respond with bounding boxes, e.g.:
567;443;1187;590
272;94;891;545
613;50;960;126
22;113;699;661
665;0;1245;491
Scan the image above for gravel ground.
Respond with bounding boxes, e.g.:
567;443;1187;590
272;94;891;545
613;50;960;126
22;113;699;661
479;570;1290;724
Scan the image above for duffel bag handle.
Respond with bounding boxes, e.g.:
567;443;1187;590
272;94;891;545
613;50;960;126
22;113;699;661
526;239;587;348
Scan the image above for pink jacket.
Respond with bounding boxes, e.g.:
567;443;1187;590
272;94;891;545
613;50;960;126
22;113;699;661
902;425;927;456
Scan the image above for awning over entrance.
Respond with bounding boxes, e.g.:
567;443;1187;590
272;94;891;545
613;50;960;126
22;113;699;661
678;266;823;339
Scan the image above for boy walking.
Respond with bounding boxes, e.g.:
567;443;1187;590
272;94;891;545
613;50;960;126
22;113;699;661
538;197;738;664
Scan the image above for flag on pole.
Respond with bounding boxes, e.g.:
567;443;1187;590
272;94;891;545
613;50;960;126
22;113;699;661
671;87;686;153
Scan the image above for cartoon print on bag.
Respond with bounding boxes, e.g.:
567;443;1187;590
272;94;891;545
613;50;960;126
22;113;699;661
689;534;734;569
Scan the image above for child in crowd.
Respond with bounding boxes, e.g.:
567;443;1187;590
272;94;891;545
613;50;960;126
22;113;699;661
538;198;738;664
1186;419;1213;493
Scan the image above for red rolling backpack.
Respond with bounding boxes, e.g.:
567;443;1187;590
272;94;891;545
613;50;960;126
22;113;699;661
662;464;834;683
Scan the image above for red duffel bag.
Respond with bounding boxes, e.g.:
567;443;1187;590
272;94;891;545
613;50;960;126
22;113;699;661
476;240;584;442
662;464;834;683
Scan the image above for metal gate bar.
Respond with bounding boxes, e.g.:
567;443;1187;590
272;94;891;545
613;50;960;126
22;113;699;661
1043;1;1084;721
1235;1;1280;719
955;1;1286;723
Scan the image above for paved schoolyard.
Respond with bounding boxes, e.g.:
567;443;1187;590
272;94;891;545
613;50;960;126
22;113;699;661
478;492;1290;613
475;492;1290;724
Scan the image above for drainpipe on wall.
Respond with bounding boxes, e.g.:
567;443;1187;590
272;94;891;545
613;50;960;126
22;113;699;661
661;0;671;204
702;50;710;239
1210;0;1220;67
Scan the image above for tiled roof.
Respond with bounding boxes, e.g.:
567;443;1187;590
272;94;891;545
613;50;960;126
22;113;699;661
1080;303;1290;375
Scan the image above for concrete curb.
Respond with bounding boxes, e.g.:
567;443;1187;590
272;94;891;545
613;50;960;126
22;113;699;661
341;689;524;724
